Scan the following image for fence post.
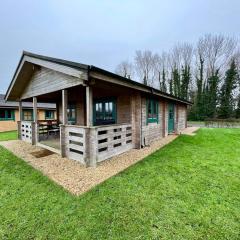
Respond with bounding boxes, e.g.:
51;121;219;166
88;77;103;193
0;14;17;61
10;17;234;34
60;124;66;157
31;122;36;145
85;127;97;167
17;121;22;140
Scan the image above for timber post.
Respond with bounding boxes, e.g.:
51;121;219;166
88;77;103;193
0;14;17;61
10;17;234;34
32;97;38;145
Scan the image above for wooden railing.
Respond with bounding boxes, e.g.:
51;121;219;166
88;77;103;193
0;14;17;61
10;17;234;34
64;125;86;164
61;123;133;166
16;121;135;167
96;124;133;162
18;121;133;166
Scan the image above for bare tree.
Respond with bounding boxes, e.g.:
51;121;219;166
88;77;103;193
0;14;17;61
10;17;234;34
153;51;168;91
168;43;193;71
134;50;158;86
166;43;193;98
199;34;237;77
115;60;135;79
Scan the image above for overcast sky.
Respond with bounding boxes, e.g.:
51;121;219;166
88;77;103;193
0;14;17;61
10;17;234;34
0;0;239;93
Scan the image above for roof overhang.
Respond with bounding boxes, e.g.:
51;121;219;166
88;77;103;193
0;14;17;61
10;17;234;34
89;67;192;105
5;51;192;105
5;51;88;101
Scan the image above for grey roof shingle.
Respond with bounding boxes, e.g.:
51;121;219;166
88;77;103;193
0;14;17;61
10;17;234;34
0;94;56;109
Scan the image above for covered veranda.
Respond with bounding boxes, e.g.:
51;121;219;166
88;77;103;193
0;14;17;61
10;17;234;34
18;82;139;167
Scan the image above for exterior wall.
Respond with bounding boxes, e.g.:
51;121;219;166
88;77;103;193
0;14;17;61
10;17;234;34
141;97;164;146
131;92;141;148
141;98;188;145
0;109;55;132
92;83;132;125
57;85;132;126
164;101;168;137
0;110;20;132
117;95;131;124
177;104;187;132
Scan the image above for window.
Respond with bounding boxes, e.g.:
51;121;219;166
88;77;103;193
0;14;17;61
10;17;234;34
147;98;158;123
45;110;54;120
23;110;33;121
0;109;15;121
93;98;116;125
68;104;76;125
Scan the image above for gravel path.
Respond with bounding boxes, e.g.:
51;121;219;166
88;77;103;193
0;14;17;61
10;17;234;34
0;127;198;195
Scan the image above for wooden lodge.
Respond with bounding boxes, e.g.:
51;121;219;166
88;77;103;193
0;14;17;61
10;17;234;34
5;51;191;167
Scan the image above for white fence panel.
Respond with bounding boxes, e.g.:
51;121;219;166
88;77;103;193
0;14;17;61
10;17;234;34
21;121;33;143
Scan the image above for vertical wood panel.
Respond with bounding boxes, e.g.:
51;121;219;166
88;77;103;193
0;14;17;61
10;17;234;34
86;86;93;126
62;90;68;125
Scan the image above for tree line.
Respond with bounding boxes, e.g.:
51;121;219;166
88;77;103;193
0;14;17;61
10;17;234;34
115;34;240;120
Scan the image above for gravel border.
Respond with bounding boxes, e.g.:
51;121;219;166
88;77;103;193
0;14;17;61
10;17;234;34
0;127;198;195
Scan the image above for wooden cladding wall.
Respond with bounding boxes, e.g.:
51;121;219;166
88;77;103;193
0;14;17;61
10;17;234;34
21;67;86;99
177;105;187;132
141;97;163;146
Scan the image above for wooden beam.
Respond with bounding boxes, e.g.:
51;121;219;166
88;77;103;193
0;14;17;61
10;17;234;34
25;56;87;79
33;97;38;122
19;101;22;121
32;97;38;145
56;102;59;123
86;86;93;127
62;89;68;125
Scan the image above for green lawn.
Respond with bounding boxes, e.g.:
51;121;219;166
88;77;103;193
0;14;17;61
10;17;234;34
0;130;17;141
0;129;239;239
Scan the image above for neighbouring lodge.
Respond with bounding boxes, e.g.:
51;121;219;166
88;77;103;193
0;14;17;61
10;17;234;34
5;51;192;167
0;94;56;132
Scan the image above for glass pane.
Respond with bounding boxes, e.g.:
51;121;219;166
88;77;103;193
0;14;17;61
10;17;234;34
71;109;76;119
109;102;113;112
24;111;32;120
153;101;157;118
6;110;11;118
94;99;116;125
105;102;109;112
148;100;152;118
96;103;103;120
0;110;5;118
67;104;76;123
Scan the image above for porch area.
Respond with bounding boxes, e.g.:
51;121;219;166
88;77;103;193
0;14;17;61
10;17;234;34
18;82;140;167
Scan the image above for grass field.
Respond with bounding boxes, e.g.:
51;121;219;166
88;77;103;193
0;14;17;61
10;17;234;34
0;130;17;141
0;129;239;239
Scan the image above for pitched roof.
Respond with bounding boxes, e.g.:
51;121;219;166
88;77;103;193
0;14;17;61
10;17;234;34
5;51;192;105
0;94;56;109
